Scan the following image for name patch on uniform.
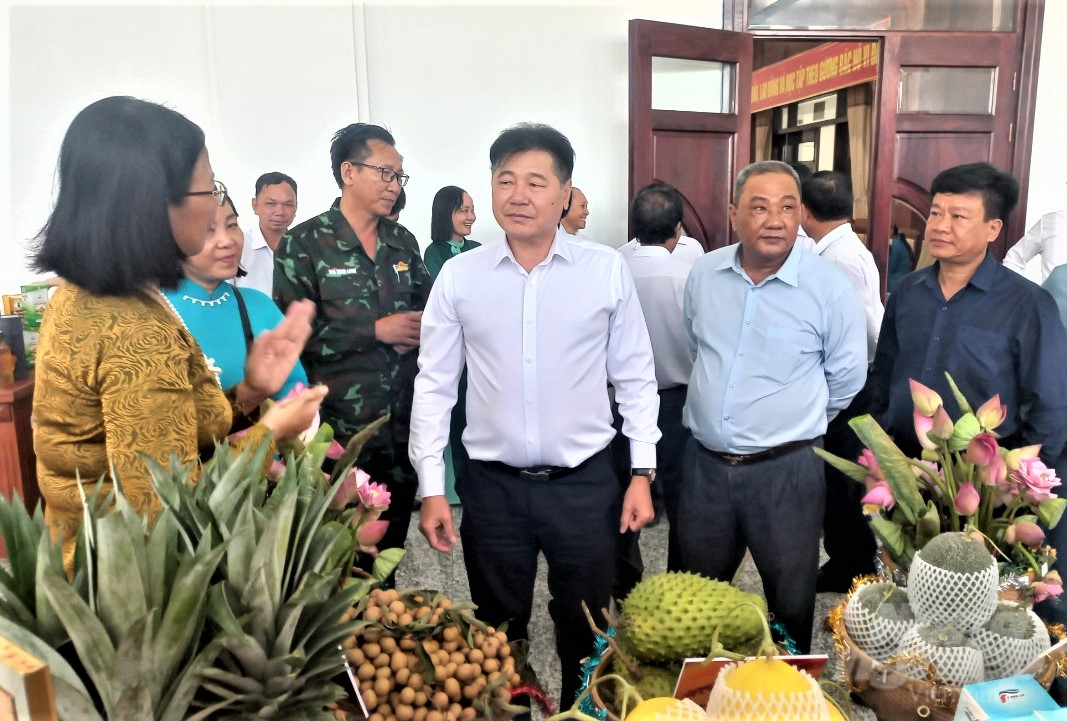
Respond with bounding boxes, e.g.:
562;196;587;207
326;267;361;277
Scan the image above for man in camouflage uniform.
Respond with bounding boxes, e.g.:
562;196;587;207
274;123;430;561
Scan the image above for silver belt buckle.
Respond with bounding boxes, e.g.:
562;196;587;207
721;453;747;465
519;468;554;482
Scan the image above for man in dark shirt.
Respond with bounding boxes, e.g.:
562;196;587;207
274;123;431;561
869;162;1067;466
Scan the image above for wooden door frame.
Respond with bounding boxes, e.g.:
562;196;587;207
724;0;1045;257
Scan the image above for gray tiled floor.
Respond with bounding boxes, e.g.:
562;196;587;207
395;507;877;720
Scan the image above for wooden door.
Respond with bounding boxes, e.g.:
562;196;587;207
629;20;753;251
871;30;1026;277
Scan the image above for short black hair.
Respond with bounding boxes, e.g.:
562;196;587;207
330;123;396;188
801;170;853;222
489;123;574;183
430;186;467;242
930;162;1019;222
254;171;297;197
390;187;407;217
733;161;800;205
632;183;683;245
34;96;205;296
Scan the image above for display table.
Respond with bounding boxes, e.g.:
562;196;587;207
0;375;38;510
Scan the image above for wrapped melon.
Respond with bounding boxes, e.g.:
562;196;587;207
907;532;998;633
898;623;984;687
971;603;1052;679
844;581;915;661
706;655;831;720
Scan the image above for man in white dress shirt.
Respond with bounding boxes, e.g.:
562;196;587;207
801;170;883;591
1004;207;1067;282
410;123;660;707
237;172;298;295
620;182;694;571
618;233;705;265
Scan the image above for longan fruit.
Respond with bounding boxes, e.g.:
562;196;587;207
373;652;391;668
443;677;461;702
413;689;428;707
357;662;376;681
362;642;382;659
455;663;475;682
430;611;444;624
395;703;415;721
483;658;500;674
342;635;357;650
442;626;460;642
362;689;379;709
445;662;458;678
375;666;392;679
373;676;392;697
378;703;392;718
398;686;416;705
432;690;450;710
408;672;425;691
449;651;465;666
395;667;411;686
380;636;398;654
391;650;408;672
508;671;521;687
426;711;444;721
482;638;499;659
413;707;428;721
467;648;484;665
423;639;440;653
462;683;479;701
488;670;502;684
438;598;453;610
365;605;384;622
434;664;447;681
459;708;477;721
448;702;462;719
498;642;511;658
381;588;400;604
398;612;414;626
364;631;382;643
442;640;458;653
369;713;385;721
389;600;407;616
416;605;432;620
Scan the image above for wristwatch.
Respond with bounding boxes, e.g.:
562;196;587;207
631;468;657;483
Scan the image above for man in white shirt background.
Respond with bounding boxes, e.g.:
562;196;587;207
618;231;705;265
237;171;298;295
1003;205;1067;282
801;169;883;592
410;123;660;707
620;181;694;571
559;185;589;237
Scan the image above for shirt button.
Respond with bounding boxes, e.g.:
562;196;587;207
527;439;533;444
942;306;948;311
730;383;736;388
739;352;745;357
724;415;731;421
525;358;532;363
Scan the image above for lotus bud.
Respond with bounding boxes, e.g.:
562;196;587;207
1005;444;1043;470
975;394;1007;431
1008;520;1045;548
857;448;884;483
331;467;372;509
954;482;981;515
980;453;1008;486
931;406;954;440
914;411;938;450
910;379;943;417
965;433;1000;466
861;480;895;511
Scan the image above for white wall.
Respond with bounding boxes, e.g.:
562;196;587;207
2;0;1064;295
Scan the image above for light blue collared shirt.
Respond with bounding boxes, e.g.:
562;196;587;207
682;242;867;454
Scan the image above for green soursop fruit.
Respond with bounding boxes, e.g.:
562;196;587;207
603;655;682;713
908;532;998;633
621;572;766;663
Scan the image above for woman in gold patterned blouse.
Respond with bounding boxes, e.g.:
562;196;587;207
32;96;326;564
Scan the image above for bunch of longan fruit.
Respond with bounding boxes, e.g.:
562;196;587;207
338;588;525;721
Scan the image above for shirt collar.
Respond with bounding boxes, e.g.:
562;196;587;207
812;222;853;255
244;223;269;251
493;226;574;269
924;251;998;294
632;244;672;258
712;241;803;287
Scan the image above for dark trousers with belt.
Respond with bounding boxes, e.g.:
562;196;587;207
676;434;826;652
458;448;620;707
657;385;688;571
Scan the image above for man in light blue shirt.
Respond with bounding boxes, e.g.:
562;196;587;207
680;160;866;652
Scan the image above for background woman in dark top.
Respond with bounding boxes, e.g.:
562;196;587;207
423;185;480;279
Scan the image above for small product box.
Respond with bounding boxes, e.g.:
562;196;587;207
20;282;50;368
954;675;1059;720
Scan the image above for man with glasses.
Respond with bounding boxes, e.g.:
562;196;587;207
275;123;430;570
238;171;299;295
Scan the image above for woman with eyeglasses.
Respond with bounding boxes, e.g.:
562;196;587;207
424;186;480;280
162;194;308;399
32;96;325;566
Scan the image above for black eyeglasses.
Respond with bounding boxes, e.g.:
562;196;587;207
350;161;410;187
183;179;228;206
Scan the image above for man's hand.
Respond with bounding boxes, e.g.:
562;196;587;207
419;495;458;552
375;311;422;354
619;475;655;533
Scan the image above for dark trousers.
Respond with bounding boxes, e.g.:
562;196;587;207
610;403;643;602
821;383;877;576
676;434;826;652
459;448;620;707
657;385;688;571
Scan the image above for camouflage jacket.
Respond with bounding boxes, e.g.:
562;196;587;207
274;205;431;445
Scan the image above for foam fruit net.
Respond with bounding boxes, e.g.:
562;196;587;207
908;555;998;633
843;582;914;662
897;626;984;687
705;661;829;720
971;607;1051;679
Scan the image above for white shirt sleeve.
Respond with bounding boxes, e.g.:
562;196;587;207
1003;217;1046;274
408;265;465;498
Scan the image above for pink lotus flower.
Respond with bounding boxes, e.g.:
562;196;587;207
1033;571;1064;602
931;406;954;440
975;395;1007;431
857;448;884;483
358;481;391;510
862;480;896;511
1005;520;1045;547
966;433;1000;466
910;379;943;417
1006;445;1043;470
356;519;390;556
913;411;939;450
1012;457;1062;503
980;453;1008;486
331;467;372;509
954;482;981;515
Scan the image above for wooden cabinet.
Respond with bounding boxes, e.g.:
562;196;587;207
0;376;38;511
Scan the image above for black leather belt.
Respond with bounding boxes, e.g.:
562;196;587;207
706;438;816;466
484;448;603;482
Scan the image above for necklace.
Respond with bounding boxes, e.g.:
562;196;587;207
155;289;223;387
180;290;230;307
